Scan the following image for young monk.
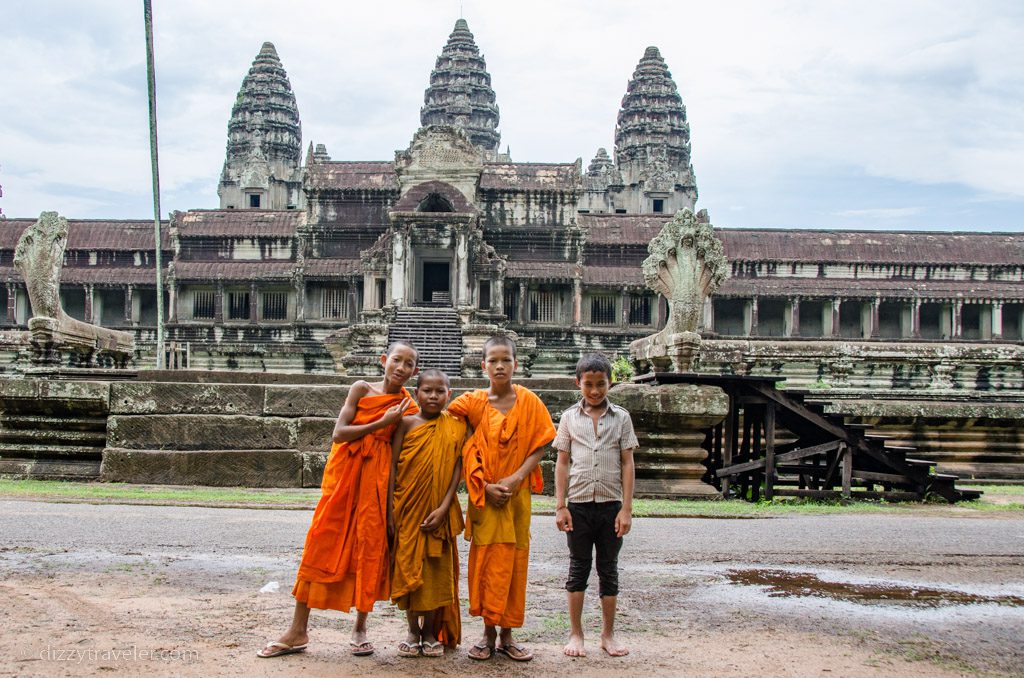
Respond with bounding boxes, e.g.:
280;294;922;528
257;341;419;659
388;368;465;658
447;335;556;662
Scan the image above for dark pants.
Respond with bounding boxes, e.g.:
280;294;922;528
565;500;623;597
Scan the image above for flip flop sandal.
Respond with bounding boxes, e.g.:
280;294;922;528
397;641;422;657
468;642;494;660
349;641;375;656
497;642;534;662
256;641;308;658
422;641;444;658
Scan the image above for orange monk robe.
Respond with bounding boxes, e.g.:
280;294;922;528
447;385;555;628
293;389;418;613
390;412;466;648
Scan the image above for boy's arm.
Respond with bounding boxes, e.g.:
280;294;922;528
387;418;410;539
332;382;411;443
554;450;573;532
422;456;462;531
496;446;547;495
616;447;635;537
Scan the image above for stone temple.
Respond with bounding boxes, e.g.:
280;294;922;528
0;19;1021;484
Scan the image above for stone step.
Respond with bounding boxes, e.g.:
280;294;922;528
0;414;107;431
0;443;105;458
0;428;107;445
0;457;100;480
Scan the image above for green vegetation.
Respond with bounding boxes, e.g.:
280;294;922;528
611;355;635;383
1;479;1020;515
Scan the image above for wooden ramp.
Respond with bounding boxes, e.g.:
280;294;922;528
635;373;982;503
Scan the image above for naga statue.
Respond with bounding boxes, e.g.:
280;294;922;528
629;208;727;372
14;211;135;367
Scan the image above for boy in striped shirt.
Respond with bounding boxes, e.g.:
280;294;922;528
554;352;638;659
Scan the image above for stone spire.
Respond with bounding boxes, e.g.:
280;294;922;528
420;19;501;153
224;42;302;170
219;42;303;209
614;46;694;181
587;148;614;176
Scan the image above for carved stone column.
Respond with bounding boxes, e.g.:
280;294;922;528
214;282;224;323
166;281;178;323
912;298;921;338
831;298;842;337
870;298;881;338
610;383;727;498
249;283;259;323
619;287;629;327
293;274;306;322
992;301;1003;339
572;278;581;326
391;230;407;306
748;296;759;336
83;284;94;324
494;277;504;318
518;282;527;324
455;229;470;306
953;300;964;338
789;296;801;337
6;283;16;324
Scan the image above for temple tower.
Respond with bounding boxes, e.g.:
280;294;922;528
218;42;303;210
605;46;697;214
420;19;501;155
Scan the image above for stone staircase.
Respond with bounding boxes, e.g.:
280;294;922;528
387;307;463;376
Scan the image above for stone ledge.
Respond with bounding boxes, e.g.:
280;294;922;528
109;381;266;415
106;414;295;450
100;448;304;487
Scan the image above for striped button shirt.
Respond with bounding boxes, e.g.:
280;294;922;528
554;399;639;503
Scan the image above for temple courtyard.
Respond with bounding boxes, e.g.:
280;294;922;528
0;487;1022;677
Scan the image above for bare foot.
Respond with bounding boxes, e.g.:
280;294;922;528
256;629;308;657
564;633;586;657
601;634;629;657
350;628;374;656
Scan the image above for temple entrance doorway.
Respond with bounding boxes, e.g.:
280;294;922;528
420;260;451;306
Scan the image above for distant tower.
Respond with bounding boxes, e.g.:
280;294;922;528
218;42;303;210
420;19;501;155
612;46;697;214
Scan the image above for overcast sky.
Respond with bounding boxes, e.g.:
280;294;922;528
2;0;1022;231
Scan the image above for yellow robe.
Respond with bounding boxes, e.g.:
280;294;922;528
447;385;555;628
391;412;466;647
293;389;417;613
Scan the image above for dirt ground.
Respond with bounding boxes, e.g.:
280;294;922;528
2;500;1022;677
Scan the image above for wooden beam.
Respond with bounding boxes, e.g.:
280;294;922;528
764;404;776;500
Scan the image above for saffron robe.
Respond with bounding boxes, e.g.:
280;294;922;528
293;388;417;613
390;412;466;648
448;385;556;628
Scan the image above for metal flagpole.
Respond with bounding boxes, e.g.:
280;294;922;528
143;0;165;368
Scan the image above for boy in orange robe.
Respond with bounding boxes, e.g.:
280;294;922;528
388;368;465;658
258;341;419;659
447;336;556;662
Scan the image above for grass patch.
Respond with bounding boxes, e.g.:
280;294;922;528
1;479;1020;515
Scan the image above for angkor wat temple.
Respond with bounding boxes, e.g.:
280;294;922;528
1;20;1021;378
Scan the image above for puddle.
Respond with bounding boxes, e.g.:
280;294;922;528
727;569;1024;608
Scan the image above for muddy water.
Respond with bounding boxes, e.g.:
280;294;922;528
727;568;1024;608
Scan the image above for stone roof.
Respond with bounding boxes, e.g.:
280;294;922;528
0;265;164;285
174;210;300;237
480;163;581;191
303;258;362;277
720;277;1024;301
583;265;644;286
420;19;500;152
305;162;399;191
174;261;297;282
580;214;668;243
0;219;171;250
505;261;576;281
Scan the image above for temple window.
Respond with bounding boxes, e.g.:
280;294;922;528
712;298;745;336
227;290;251;320
248;194;261;208
376;279;387;308
615;208;627;214
652;199;664;213
919;303;950;339
262;290;288;321
193;290;216;320
98;288;126;326
961;304;982;340
320;286;348;319
590;295;617;325
628;294;652;326
838;300;864;338
529;288;559;323
60;286;87;322
798;300;826;337
1003;303;1023;340
758;298;787;337
503;286;520;320
478;281;491;310
878;301;904;338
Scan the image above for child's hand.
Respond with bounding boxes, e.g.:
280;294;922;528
614;507;632;537
555;506;573;532
380;398;412;426
485;482;512;507
421;507;446;532
496;474;521;494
